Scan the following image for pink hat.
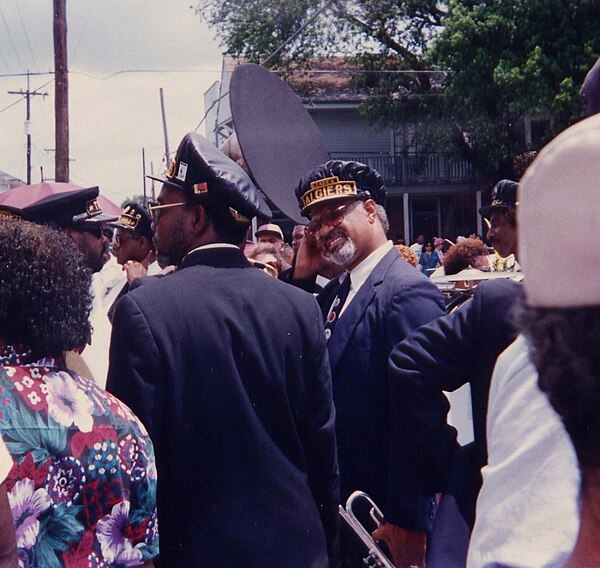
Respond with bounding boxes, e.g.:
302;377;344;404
520;113;600;307
434;237;444;246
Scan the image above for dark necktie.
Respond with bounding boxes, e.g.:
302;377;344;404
324;273;351;341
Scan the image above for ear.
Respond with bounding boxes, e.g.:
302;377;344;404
140;235;154;253
363;198;378;222
188;204;209;236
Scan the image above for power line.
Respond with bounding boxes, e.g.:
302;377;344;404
14;0;39;72
70;68;223;80
0;71;54;78
71;0;97;64
0;3;24;70
0;95;25;115
261;0;336;66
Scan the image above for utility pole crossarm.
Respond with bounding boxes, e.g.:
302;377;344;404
7;71;48;184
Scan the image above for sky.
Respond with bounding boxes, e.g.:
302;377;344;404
0;0;224;206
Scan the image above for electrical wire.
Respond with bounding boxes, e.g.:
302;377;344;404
71;0;97;65
0;3;25;70
0;71;54;78
0;96;25;115
261;0;336;66
14;0;39;72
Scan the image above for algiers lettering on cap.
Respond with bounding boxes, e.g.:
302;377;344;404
301;176;358;208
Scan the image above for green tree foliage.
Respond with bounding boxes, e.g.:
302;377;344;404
196;0;600;179
196;0;445;66
431;0;600;178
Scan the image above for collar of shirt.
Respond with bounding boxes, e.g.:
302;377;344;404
183;243;241;262
338;240;393;317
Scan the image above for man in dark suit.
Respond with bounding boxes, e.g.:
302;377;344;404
292;160;446;566
388;180;523;567
107;133;339;567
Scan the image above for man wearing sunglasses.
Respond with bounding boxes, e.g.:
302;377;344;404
107;133;340;568
292;160;446;567
13;186;114;274
0;186;117;386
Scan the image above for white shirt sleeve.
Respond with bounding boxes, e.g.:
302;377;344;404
467;335;580;568
0;437;12;484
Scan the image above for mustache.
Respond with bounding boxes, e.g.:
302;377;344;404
322;228;347;250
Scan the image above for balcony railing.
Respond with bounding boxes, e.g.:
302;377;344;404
329;153;480;186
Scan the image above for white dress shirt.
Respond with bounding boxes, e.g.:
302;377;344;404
338;240;393;317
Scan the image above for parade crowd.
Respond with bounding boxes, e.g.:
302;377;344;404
0;59;599;568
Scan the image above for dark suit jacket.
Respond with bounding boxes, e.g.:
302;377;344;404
387;278;523;561
107;247;339;568
318;247;446;531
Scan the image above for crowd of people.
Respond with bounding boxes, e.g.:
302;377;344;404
0;58;599;568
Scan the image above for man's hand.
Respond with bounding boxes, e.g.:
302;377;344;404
123;260;148;284
371;523;426;568
291;227;332;280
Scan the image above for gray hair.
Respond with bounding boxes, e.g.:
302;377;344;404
376;205;389;235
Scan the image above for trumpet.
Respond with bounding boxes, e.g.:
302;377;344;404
339;491;396;568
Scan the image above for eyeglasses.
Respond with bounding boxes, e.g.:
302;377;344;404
113;233;141;247
306;200;361;236
147;200;186;222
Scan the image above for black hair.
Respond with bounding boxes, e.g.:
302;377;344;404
184;195;250;247
0;219;92;357
517;302;600;474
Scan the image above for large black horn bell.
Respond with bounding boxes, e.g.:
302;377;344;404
229;63;329;225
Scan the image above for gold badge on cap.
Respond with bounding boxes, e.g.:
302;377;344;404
228;207;250;223
118;205;141;230
301;176;358;209
166;158;177;180
0;209;21;221
86;198;102;218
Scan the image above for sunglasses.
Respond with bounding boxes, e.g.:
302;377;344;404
306;200;361;236
147;200;187;223
77;224;105;239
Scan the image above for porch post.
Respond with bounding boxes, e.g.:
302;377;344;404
403;192;410;244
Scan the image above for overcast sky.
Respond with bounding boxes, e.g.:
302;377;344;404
0;0;224;206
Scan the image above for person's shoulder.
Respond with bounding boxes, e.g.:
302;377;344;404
474;277;524;305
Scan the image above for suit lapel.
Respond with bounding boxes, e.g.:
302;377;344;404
327;248;399;370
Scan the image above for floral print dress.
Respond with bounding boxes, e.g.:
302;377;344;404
0;345;159;568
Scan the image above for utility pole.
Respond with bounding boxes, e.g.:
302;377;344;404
159;88;170;165
150;162;156;201
8;71;47;185
54;0;69;182
142;147;147;204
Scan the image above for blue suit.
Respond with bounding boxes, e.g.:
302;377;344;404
107;247;339;568
388;278;524;566
317;247;446;530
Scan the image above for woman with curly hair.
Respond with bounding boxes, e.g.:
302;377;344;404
0;218;158;567
442;238;491;276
